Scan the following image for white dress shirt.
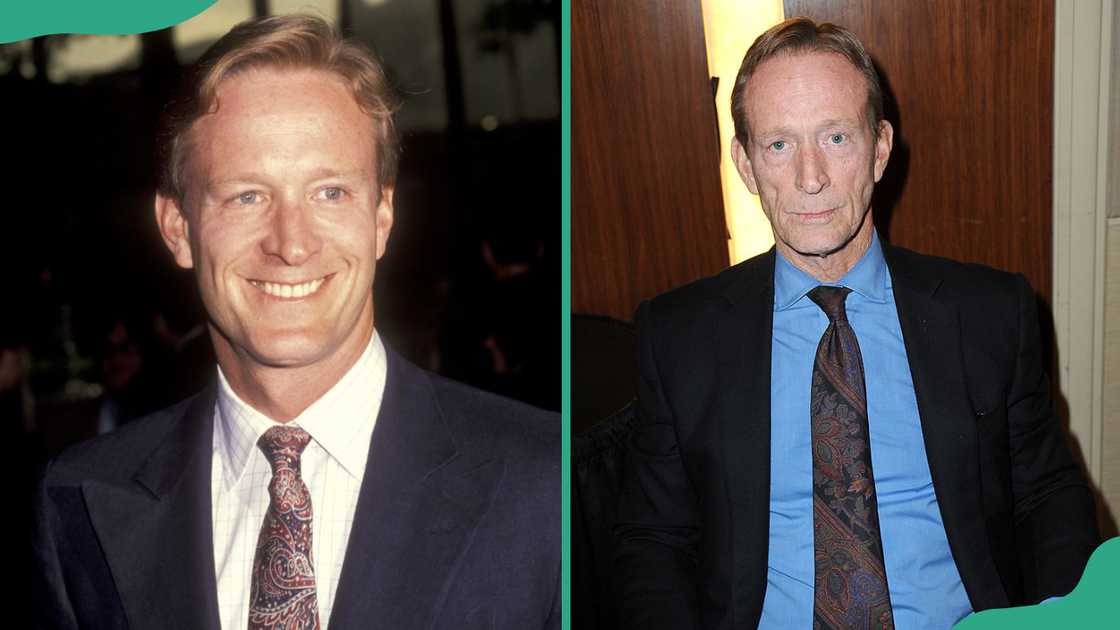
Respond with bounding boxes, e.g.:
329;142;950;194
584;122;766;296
211;332;387;629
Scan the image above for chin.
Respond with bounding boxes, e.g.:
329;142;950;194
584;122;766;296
784;237;844;258
245;333;336;369
810;243;850;258
790;227;861;257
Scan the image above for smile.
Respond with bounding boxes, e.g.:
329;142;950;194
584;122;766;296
248;275;330;299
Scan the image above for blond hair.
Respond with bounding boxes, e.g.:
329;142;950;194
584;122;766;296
157;14;400;201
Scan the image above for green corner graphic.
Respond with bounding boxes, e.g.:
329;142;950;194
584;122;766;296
1;0;215;43
954;536;1120;629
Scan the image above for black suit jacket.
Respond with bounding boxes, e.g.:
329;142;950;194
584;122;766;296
614;246;1099;629
33;346;560;629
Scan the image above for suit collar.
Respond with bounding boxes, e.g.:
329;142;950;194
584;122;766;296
881;243;945;299
721;247;775;305
328;345;503;629
85;384;222;630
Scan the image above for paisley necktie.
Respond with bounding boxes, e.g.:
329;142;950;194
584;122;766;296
808;286;894;630
248;425;320;629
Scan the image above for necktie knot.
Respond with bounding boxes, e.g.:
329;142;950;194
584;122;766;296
258;425;312;474
808;285;852;322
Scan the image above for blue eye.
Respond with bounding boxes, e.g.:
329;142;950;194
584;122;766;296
237;191;259;205
829;133;845;144
317;187;346;201
770;140;786;151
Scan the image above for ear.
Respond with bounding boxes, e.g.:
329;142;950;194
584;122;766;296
154;193;194;269
375;186;394;260
731;137;759;195
873;119;894;182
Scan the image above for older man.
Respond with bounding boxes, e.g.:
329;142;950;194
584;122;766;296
614;17;1098;630
33;15;558;630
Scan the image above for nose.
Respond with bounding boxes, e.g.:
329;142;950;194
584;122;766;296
795;144;830;194
262;198;321;265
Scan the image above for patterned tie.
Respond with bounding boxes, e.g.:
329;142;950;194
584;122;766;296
807;286;894;630
248;426;321;629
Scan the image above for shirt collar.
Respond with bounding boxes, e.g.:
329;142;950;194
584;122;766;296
214;330;387;492
773;228;889;311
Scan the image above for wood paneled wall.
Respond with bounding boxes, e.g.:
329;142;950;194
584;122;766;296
572;0;1055;319
571;0;728;321
785;0;1054;300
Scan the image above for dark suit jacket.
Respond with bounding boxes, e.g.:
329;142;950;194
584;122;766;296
33;346;560;629
614;246;1099;630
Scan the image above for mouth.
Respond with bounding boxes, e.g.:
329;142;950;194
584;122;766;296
248;274;333;299
793;207;837;221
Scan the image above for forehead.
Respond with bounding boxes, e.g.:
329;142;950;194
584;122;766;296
200;66;369;132
744;51;867;134
186;67;374;179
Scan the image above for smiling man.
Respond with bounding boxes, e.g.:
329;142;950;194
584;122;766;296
32;15;559;630
613;18;1098;630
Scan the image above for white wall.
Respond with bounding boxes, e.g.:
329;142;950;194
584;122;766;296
1053;0;1116;535
1101;0;1120;534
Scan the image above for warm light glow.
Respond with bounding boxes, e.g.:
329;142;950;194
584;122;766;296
50;35;139;82
173;0;253;61
271;0;338;22
700;0;785;265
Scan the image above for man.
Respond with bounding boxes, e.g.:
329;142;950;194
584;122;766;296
32;15;559;630
613;18;1098;630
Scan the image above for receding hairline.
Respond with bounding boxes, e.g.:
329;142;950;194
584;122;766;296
737;49;881;145
188;65;377;138
729;17;885;148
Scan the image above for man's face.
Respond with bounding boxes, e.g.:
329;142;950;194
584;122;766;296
731;51;892;270
156;68;393;376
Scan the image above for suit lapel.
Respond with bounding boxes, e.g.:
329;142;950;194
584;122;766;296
329;348;502;629
716;251;776;627
885;246;1006;607
83;386;221;630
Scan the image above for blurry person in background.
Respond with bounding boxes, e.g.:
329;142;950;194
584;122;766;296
33;14;559;630
35;310;163;454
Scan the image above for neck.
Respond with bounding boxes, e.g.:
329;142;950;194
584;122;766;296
778;220;874;283
212;325;373;423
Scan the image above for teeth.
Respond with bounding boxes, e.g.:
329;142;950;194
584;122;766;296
251;277;326;298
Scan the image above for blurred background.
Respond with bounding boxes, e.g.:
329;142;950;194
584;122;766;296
1;0;560;478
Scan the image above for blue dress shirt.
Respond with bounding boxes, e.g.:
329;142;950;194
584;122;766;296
758;231;973;629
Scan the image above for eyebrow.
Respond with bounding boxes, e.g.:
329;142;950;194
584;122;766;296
206;168;370;188
816;118;861;130
205;173;270;188
753;124;794;140
304;167;370;181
